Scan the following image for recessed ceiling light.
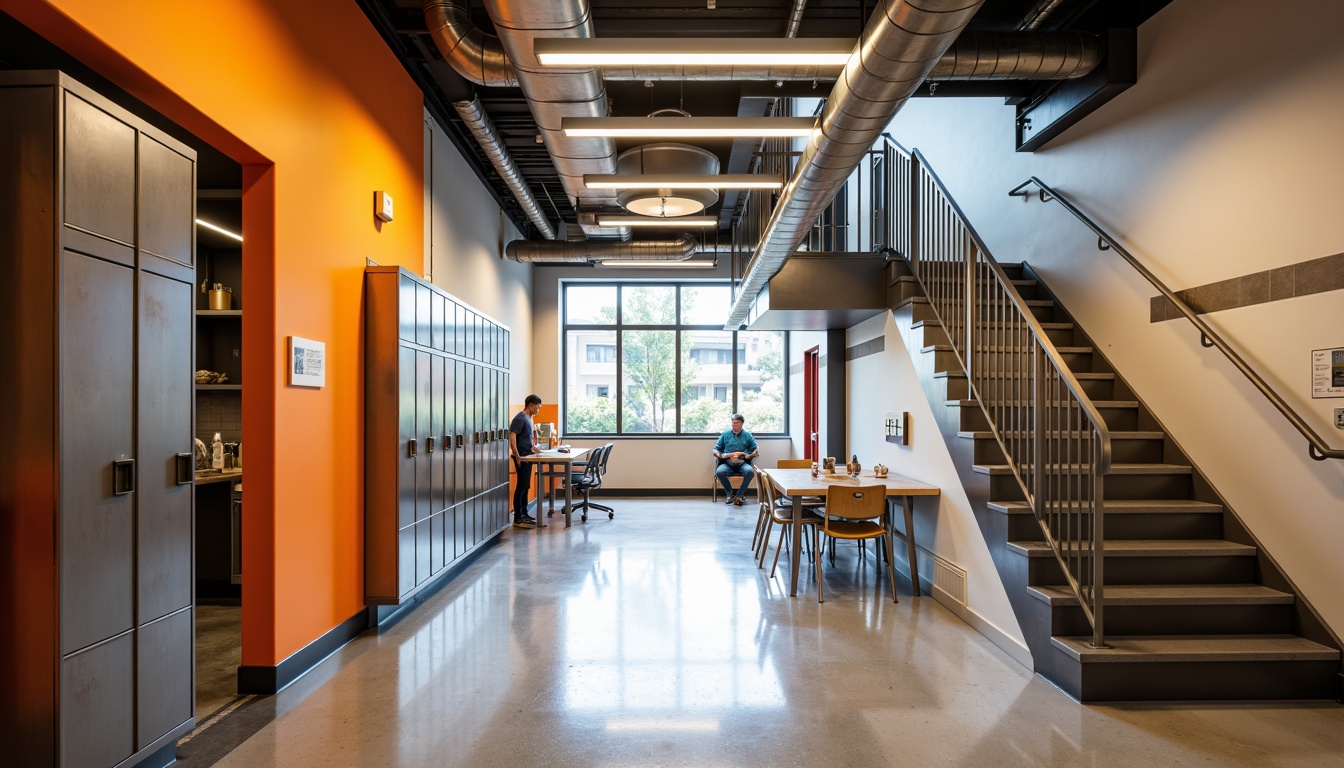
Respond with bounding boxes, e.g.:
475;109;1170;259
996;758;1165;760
599;259;717;268
564;117;816;138
535;38;853;67
585;174;783;190
596;215;717;227
195;218;243;242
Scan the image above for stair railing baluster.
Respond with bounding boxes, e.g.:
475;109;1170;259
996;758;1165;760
880;137;1112;647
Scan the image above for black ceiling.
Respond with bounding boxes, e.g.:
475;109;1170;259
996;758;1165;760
360;0;1171;242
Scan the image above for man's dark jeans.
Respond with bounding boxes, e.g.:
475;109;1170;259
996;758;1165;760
716;461;754;499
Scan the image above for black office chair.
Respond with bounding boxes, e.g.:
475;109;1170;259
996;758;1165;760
571;443;614;522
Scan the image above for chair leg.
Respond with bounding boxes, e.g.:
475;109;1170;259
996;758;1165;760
769;524;789;579
757;517;775;568
751;506;768;553
882;534;899;603
815;527;824;603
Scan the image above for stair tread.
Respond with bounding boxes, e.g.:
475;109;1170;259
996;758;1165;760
921;344;1092;354
959;430;1164;440
1028;584;1294;606
973;462;1192;475
1051;635;1339;663
989;499;1222;514
1008;539;1256;557
965;372;1115;380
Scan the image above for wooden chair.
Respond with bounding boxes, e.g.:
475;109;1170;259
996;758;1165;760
816;484;898;603
711;459;746;502
757;469;821;579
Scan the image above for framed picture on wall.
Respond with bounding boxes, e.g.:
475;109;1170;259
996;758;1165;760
289;336;326;388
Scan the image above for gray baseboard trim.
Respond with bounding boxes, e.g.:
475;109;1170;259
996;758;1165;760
237;609;368;695
591;488;758;498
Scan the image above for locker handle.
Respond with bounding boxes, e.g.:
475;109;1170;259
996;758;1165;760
175;452;193;485
113;458;136;496
443;434;452;451
456;434;464;448
408;438;418;458
427;436;435;454
473;431;481;444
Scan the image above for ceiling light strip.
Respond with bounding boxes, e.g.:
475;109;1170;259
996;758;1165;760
195;218;243;242
585;174;783;190
599;259;717;268
535;38;854;67
596;215;717;227
564;117;816;138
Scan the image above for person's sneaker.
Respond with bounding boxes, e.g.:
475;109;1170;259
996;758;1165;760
512;517;537;529
724;499;735;506
733;496;745;507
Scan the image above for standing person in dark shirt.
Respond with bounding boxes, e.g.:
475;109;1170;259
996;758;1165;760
509;394;543;528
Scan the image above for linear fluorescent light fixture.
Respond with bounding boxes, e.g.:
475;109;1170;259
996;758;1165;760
596;215;717;227
195;218;243;242
535;38;853;67
585;174;782;190
564;117;816;139
600;259;716;268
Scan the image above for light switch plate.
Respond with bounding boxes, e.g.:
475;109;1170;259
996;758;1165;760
375;190;394;222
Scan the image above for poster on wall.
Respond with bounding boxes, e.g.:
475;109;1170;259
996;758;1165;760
1310;347;1344;398
289;336;326;388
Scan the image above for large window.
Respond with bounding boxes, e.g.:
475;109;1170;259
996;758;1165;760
563;283;786;435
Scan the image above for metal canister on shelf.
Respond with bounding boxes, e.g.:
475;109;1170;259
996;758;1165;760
208;283;233;310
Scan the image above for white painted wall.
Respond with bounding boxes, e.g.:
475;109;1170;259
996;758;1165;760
847;314;1029;662
424;110;533;401
883;0;1344;636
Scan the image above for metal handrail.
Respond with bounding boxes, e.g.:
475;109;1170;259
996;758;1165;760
1010;177;1343;462
879;137;1111;646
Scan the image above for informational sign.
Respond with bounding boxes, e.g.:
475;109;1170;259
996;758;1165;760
289;336;326;388
1311;347;1344;398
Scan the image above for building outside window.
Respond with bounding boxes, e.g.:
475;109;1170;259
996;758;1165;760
563;283;786;435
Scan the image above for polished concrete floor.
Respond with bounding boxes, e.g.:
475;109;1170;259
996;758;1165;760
199;498;1344;767
196;605;243;718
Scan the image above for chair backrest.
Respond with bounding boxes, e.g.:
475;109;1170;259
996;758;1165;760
756;468;776;510
598;442;614;475
579;446;605;487
824;485;886;521
776;459;812;469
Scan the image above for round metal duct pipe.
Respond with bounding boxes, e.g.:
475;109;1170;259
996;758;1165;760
505;234;699;263
616;143;720;217
424;0;517;88
452;97;555;239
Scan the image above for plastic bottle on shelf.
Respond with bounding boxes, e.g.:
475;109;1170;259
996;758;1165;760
212;432;224;471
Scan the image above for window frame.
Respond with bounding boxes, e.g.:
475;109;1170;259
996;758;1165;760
562;281;788;437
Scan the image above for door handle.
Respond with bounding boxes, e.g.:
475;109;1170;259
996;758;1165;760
408;438;418;458
456;434;464;448
175;452;193;485
427;436;435;454
444;434;452;450
113;458;136;496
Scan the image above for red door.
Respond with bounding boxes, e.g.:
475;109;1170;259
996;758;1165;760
803;346;820;462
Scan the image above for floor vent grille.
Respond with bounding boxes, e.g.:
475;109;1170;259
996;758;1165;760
933;555;967;606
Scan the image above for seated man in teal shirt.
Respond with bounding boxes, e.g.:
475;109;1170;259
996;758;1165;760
713;413;759;507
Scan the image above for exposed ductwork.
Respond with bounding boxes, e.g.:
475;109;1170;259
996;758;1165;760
425;0;625;238
452;96;556;239
424;0;517;87
505;234;698;263
725;0;988;330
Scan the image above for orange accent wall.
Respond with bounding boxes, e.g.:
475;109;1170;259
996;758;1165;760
8;1;426;665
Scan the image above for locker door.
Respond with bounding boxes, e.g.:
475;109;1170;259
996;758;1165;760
397;347;416;531
415;283;431;348
61;635;133;768
415;350;432;523
431;356;446;515
455;304;466;358
445;300;458;356
466;363;478;500
135;609;192;751
444;359;456;508
431;293;446;352
136;271;193;623
454;360;466;509
59;251;134;656
398;276;416;343
63;93;135;245
138;135;194;269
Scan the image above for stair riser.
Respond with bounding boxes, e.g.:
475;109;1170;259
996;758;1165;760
1006;512;1225;541
943;376;970;401
1026;554;1255;585
972;349;1094;371
971;436;1165;465
1072;659;1339;702
970;376;1115;401
988;473;1194;501
1049;603;1294;637
930;348;962;372
917;324;951;348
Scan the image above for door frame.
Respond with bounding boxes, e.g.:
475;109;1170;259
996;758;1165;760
803;346;820;462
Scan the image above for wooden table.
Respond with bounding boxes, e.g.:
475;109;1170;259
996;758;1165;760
517;447;589;528
765;469;941;597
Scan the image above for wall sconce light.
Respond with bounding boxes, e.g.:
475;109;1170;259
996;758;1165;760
884;411;909;446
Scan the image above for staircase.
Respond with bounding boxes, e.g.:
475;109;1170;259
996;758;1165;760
891;263;1341;701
